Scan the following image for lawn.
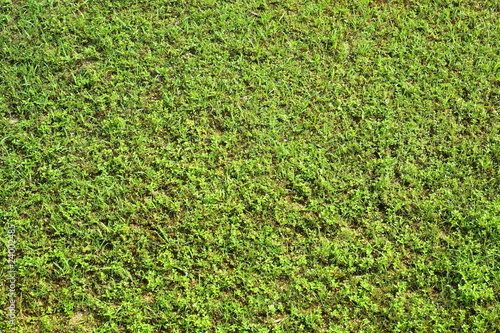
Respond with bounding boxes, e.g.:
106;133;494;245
1;0;499;331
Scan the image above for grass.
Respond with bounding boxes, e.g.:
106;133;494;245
0;0;499;331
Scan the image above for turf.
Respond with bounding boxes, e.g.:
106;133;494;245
0;0;499;331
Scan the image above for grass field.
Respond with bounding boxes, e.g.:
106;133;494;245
1;0;499;331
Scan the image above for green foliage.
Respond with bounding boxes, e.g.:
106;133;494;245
1;0;499;331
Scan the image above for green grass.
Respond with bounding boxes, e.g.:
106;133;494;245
1;0;499;331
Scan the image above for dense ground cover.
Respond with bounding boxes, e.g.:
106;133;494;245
1;0;499;331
